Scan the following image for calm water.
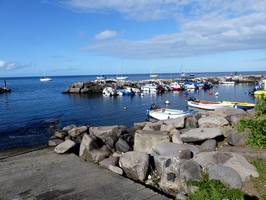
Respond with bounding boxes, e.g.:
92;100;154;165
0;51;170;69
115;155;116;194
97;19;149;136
0;72;264;150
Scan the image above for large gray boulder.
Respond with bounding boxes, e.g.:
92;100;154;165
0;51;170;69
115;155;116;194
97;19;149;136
62;124;76;132
171;130;183;144
79;134;99;159
99;156;118;169
48;138;64;147
90;125;121;143
200;139;217;151
181;128;223;142
134;130;170;154
198;116;229;128
154;156;202;196
163;117;185;129
54;130;67;139
193;151;259;182
208;164;243;188
68;126;87;137
143;122;162;131
227;132;248;146
54;139;75;154
87;145;111;163
209;108;248;118
115;138;131;152
152;143;199;158
119;151;149;182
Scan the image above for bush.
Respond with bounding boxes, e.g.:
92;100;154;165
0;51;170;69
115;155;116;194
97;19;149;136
187;173;245;200
251;160;266;200
237;100;266;148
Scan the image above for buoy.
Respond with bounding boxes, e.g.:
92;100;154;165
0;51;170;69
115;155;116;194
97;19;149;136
215;92;219;96
123;106;128;111
165;100;171;105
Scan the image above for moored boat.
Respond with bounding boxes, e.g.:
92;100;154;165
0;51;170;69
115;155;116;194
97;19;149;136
116;76;128;81
170;82;182;91
148;108;192;120
40;77;52;82
103;87;117;96
187;99;233;110
222;101;255;110
221;81;235;85
141;84;157;93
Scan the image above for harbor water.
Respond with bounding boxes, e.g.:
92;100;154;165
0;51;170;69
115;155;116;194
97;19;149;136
0;72;264;150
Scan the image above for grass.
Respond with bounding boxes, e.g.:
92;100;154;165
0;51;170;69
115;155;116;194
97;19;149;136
250;160;266;200
187;173;246;200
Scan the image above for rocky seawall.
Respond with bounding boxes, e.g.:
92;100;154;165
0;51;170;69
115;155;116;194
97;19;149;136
48;107;264;198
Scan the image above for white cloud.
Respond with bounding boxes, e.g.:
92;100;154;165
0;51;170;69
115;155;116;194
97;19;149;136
0;59;18;70
95;30;117;40
62;0;266;58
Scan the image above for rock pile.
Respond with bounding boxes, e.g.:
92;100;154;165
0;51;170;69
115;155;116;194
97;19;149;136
49;108;259;198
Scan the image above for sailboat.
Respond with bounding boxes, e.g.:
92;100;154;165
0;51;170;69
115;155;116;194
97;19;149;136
116;61;128;81
40;77;52;82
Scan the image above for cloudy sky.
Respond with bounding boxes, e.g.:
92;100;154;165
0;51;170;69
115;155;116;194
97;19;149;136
0;0;266;77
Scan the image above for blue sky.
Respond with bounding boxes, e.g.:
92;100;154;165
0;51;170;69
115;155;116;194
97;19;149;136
0;0;266;77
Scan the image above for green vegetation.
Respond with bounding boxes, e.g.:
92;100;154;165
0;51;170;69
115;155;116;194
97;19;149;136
187;173;245;200
251;160;266;200
237;100;266;148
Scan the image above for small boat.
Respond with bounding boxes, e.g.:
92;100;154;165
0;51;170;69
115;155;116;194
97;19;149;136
141;84;157;93
222;101;255;110
187;100;233;110
150;74;159;79
148;108;192;120
96;76;106;80
116;76;128;81
103;87;117;96
221;81;235;85
122;87;135;96
170;82;182;91
40;77;52;82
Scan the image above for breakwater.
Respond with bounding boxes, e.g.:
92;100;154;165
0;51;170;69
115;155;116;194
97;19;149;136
48;107;264;198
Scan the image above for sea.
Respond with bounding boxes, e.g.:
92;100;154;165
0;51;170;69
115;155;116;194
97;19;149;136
0;71;265;150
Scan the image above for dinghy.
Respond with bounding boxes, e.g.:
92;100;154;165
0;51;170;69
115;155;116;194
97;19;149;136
222;101;255;110
148;108;192;120
187;100;233;110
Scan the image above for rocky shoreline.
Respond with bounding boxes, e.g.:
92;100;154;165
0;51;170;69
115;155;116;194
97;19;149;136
48;107;264;198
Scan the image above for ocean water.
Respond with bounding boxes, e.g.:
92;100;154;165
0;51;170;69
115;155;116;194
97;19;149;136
0;72;264;150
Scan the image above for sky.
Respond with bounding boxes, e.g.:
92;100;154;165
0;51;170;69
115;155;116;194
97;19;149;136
0;0;266;77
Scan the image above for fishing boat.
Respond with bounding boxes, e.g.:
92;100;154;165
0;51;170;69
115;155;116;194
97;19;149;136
187;99;233;110
40;77;52;82
102;87;117;96
170;82;182;91
148;108;192;120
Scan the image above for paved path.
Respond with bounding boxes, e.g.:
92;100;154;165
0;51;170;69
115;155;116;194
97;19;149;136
0;148;170;200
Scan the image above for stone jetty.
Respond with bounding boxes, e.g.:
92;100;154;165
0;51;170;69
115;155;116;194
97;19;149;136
46;107;265;198
63;74;265;95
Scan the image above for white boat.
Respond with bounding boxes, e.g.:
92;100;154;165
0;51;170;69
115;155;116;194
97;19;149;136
96;76;106;80
187;100;233;110
103;87;117;96
148;108;191;120
150;74;159;79
40;77;52;82
221;81;235;85
116;76;128;81
185;84;196;90
141;84;157;93
170;82;182;91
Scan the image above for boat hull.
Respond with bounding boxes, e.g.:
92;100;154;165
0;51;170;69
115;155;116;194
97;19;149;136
187;101;233;110
148;109;191;120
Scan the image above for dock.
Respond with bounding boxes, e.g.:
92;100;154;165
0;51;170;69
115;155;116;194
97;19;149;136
0;148;169;200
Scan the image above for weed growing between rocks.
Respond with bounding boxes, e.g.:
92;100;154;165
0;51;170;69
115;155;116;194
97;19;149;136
238;100;266;148
187;173;245;200
251;160;266;200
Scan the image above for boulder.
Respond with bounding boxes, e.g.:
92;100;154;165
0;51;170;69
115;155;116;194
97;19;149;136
54;130;67;139
87;145;111;163
54;139;75;154
89;125;121;147
99;156;118;168
200;139;217;151
160;124;176;132
48;138;64;147
154;156;201;196
198;116;229;128
134;122;147;130
209;108;247;118
62;124;76;132
108;165;123;175
163;117;185;129
171;130;183;144
115;138;131;152
69;87;80;93
68;126;87;137
79;134;99;158
134;130;170;154
143;122;162;131
185;116;198;128
207;164;243;188
181;128;223;142
228;115;244;126
119;151;149;181
193;151;259;182
227;132;248;146
153;143;199;158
